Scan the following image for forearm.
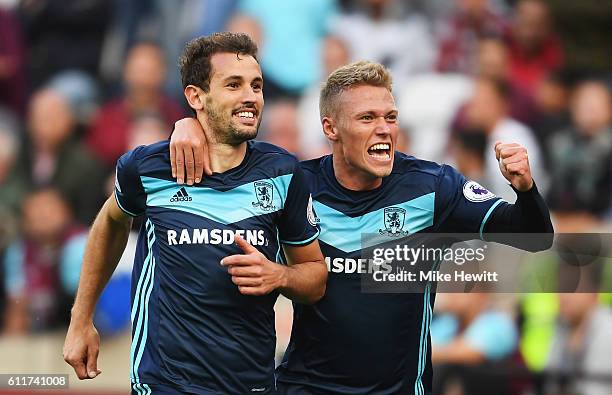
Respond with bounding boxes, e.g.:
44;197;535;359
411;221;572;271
71;199;132;322
483;183;554;250
279;261;327;304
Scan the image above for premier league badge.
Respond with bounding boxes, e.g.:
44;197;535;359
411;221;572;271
252;181;275;211
379;207;408;237
463;180;496;202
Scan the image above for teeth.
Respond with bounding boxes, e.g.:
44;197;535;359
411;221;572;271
237;111;254;118
369;143;390;151
369;152;390;159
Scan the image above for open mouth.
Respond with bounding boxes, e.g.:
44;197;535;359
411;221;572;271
367;143;391;160
233;109;257;125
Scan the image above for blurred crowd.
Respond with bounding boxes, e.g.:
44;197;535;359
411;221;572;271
1;0;612;394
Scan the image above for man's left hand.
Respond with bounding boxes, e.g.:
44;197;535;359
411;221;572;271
221;235;286;296
494;141;534;192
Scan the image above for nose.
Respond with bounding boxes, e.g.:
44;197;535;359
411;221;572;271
241;86;258;105
374;117;392;135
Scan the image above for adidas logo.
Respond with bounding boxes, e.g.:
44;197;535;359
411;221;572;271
170;187;192;202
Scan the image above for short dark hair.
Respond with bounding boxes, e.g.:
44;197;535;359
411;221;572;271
179;32;258;92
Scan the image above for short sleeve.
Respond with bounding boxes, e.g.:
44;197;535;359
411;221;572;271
464;312;518;360
277;164;320;246
436;165;504;237
114;148;146;217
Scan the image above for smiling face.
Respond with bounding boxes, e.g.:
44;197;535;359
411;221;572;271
199;52;264;145
326;84;398;184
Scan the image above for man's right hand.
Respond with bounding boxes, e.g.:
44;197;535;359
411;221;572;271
170;118;211;185
63;320;102;380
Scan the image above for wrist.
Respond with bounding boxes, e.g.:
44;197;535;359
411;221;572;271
512;178;534;193
512;179;536;194
70;307;94;325
276;264;289;290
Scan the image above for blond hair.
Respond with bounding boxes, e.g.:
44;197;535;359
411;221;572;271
319;61;393;119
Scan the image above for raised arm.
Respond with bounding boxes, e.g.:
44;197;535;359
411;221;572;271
63;196;132;380
483;142;553;249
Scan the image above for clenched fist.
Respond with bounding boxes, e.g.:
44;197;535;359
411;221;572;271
494;141;534;192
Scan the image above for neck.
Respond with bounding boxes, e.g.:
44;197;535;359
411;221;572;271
198;116;247;173
332;150;382;191
208;142;247;173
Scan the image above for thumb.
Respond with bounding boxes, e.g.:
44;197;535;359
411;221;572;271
494;141;503;161
234;234;257;254
86;346;100;378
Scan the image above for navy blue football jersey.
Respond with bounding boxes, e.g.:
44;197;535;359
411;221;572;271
114;140;319;394
276;153;505;395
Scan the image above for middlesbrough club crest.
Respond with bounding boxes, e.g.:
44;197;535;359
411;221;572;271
379;207;408;237
252;181;276;211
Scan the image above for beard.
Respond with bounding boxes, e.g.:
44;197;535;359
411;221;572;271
205;97;260;145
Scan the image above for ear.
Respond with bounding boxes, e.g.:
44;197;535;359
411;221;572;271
184;85;205;112
322;117;340;142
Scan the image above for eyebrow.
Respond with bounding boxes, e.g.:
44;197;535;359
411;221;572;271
354;109;398;117
223;75;263;83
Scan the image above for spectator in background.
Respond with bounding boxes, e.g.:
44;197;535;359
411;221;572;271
545;262;612;395
0;7;26;115
126;111;171;151
0;111;22;330
332;0;435;87
18;0;112;91
260;100;301;155
451;128;487;183
505;0;563;99
47;70;101;131
298;36;350;159
476;37;538;126
87;42;184;168
546;81;612;231
532;71;571;158
226;13;263;49
102;111;171;196
456;77;545;201
431;292;518;394
3;188;86;334
235;0;338;99
17;89;105;225
0;113;26;232
432;293;518;364
436;0;507;73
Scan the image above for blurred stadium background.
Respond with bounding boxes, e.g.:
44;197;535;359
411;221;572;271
1;0;612;394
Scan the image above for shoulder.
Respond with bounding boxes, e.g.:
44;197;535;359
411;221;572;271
298;155;326;176
117;140;170;176
125;140;169;162
391;151;447;179
392;152;477;197
249;140;301;170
